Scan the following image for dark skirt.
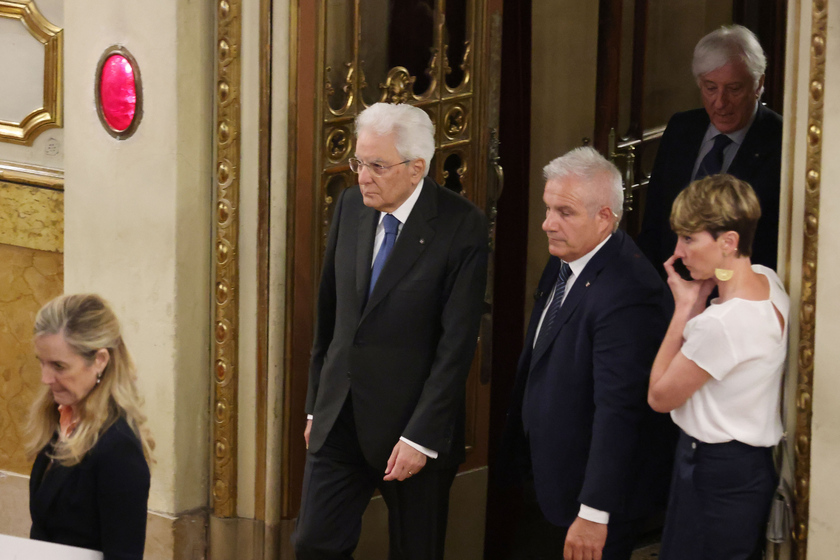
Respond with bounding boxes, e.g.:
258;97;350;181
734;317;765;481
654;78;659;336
659;430;776;560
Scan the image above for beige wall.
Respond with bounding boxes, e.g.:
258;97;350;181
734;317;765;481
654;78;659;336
62;0;213;520
527;1;600;312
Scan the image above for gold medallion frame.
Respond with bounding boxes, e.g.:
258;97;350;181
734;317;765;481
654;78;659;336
94;45;143;140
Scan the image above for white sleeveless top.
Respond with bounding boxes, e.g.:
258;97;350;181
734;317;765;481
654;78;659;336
671;265;789;447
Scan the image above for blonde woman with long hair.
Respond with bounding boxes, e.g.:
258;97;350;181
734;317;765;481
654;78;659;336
27;294;153;559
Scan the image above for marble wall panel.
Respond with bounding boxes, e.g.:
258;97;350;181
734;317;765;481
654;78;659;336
0;243;63;474
0;181;64;253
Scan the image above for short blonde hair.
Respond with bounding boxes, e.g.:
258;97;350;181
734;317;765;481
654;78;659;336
670;174;761;257
26;294;154;467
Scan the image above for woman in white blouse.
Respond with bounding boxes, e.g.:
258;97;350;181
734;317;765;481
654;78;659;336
648;174;788;560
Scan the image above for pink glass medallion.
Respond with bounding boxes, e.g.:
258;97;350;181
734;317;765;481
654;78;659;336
99;54;137;132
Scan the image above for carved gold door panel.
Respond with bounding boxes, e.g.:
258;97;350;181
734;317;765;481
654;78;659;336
285;0;503;519
318;0;489;231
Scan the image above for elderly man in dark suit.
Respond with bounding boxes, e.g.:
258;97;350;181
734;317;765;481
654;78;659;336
499;147;675;560
637;24;782;277
292;102;488;560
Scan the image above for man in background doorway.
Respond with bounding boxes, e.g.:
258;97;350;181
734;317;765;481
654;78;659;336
498;147;675;560
637;24;783;277
292;102;488;560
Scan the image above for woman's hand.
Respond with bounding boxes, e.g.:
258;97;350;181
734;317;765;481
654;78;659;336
663;255;715;318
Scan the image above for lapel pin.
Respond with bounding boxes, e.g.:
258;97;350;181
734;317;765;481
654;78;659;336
585;282;591;287
419;238;425;244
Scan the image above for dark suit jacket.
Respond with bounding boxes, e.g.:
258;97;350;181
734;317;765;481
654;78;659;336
305;179;489;470
499;231;676;527
30;417;150;560
637;104;783;276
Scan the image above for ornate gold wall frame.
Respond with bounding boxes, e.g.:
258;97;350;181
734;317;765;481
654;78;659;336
0;0;62;145
0;160;63;190
212;0;242;519
793;1;826;557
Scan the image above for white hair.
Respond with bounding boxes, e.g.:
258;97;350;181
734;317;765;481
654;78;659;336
692;25;766;95
355;103;436;177
543;146;624;222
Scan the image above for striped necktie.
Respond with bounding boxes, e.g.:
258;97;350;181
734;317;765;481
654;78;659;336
532;262;572;361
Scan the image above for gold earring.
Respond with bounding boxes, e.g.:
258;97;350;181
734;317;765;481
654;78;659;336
715;268;734;281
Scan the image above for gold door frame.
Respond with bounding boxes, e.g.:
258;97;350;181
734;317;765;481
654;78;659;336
792;2;824;557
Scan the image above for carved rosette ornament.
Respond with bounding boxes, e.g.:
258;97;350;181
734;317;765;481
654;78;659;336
794;1;827;558
379;67;417;105
212;0;241;518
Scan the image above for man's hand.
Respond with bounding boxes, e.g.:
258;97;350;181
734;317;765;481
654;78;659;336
383;440;427;481
304;418;312;450
564;516;607;560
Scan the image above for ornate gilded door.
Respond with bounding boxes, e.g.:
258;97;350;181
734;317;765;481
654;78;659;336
284;0;503;525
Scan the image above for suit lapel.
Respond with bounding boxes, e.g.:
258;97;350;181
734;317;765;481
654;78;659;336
729;104;773;176
355;204;378;309
360;180;437;322
528;233;623;370
681;111;711;184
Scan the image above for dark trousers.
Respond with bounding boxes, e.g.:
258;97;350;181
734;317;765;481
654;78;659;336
507;475;641;560
660;430;776;560
292;398;458;560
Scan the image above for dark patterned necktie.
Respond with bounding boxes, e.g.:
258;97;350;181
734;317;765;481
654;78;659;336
532;262;572;360
695;133;733;180
369;214;400;297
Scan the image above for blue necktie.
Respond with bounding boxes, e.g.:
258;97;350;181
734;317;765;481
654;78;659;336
369;214;400;297
695;133;733;180
531;262;572;362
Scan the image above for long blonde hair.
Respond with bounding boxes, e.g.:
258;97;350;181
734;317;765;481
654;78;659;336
25;294;154;467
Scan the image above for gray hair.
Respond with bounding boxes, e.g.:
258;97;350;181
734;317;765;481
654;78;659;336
355;103;436;177
543;146;624;223
692;25;766;95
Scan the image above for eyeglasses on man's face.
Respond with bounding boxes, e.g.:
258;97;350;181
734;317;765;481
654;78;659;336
349;157;410;177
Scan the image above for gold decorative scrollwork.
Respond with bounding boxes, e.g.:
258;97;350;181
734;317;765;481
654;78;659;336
418;47;440;100
459;40;472;89
379;67;417;105
326;62;355;116
0;0;62;145
315;0;481;256
794;1;826;558
212;0;241;519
